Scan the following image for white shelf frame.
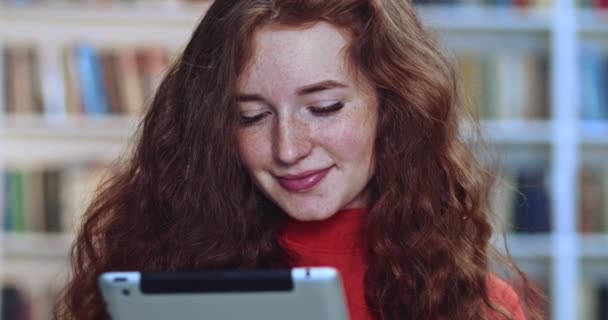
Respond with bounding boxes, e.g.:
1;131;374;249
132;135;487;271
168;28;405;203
0;1;211;47
7;231;607;260
417;5;553;32
551;0;579;320
2;232;74;259
580;121;608;145
3;114;137;168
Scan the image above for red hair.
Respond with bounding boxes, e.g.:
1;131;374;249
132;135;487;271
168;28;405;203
59;1;543;319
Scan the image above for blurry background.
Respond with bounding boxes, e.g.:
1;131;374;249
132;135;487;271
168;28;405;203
0;0;606;319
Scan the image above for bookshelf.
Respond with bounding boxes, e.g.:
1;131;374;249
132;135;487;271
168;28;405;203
4;114;135;167
1;0;607;319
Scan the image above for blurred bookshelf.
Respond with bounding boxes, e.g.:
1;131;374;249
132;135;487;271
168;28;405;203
1;0;608;319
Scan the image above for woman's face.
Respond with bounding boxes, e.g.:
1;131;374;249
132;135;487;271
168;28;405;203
236;22;378;221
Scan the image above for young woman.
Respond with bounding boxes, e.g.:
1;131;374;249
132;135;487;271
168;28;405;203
60;1;543;319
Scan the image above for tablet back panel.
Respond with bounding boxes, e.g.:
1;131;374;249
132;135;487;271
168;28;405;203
99;268;349;320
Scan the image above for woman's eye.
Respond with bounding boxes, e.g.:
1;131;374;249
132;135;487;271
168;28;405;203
240;112;270;125
309;102;344;115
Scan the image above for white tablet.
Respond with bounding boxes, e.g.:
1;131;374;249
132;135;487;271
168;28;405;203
98;267;350;320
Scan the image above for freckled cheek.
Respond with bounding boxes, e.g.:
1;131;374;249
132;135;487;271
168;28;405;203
321;123;376;164
237;131;271;171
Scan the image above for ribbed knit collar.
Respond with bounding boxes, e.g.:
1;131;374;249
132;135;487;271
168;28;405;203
278;207;367;253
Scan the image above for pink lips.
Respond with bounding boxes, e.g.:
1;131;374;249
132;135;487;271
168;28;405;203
277;167;332;192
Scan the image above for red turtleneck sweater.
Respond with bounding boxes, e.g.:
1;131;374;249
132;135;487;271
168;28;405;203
277;207;526;320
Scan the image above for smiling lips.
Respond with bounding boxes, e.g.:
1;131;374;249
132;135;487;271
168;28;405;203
277;167;332;192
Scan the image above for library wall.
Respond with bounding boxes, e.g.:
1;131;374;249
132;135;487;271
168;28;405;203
1;0;608;319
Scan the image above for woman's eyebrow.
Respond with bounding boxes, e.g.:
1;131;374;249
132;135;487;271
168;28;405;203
296;80;349;96
236;80;348;103
236;93;267;103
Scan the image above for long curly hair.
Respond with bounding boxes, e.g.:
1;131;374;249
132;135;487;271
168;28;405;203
59;1;543;319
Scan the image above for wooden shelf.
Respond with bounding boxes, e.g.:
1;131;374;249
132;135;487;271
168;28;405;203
1;232;74;258
0;4;552;48
2;114;137;168
5;232;599;260
4;114;137;138
0;2;210;47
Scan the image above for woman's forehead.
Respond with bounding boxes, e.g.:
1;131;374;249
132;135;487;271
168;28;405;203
237;22;354;96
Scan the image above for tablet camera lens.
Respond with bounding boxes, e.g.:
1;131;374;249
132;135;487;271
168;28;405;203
122;289;130;296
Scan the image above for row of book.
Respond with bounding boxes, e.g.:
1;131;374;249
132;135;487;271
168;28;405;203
457;51;550;120
580;45;608;121
579;279;608;320
3;164;111;233
2;44;553;120
2;284;32;320
494;165;608;234
2;44;170;116
3;166;551;233
1;281;60;320
5;165;608;234
492;168;552;233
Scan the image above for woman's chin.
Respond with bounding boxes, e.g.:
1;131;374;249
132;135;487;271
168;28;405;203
283;207;337;222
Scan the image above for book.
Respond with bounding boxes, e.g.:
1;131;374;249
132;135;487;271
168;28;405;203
1;284;32;320
490;171;516;232
136;46;169;103
100;49;123;114
42;170;62;233
39;44;68;120
6;44;175;117
579;167;603;233
580;45;607;120
512;169;551;233
0;45;5;114
456;53;484;119
73;44;110;116
4;172;26;232
60;164;109;232
115;47;146;115
62;45;84;114
5;47;29;113
2;166;112;233
455;50;548;120
598;281;608;320
22;170;46;232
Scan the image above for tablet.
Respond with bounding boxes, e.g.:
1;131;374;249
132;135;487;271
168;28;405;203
98;267;349;320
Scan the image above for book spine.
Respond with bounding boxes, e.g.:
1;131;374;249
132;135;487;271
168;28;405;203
39;43;68;121
74;44;110;116
513;169;551;233
0;44;5;115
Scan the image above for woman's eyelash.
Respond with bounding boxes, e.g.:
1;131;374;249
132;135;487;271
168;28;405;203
240;112;270;125
240;102;343;125
309;102;344;115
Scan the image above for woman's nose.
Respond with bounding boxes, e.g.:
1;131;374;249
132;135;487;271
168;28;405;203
273;117;313;165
